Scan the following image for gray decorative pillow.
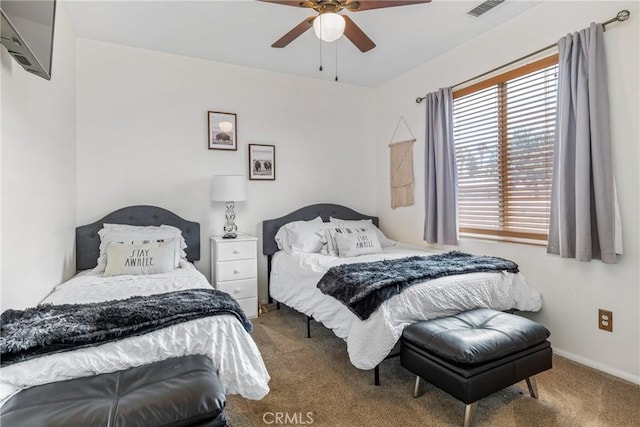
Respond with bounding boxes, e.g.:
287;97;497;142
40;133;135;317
103;240;176;277
333;228;382;257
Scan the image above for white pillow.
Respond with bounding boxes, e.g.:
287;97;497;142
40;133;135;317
274;217;328;254
329;217;395;247
101;223;188;251
94;224;187;273
334;229;382;257
103;241;176;277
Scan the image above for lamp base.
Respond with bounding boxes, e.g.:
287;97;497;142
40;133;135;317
222;201;238;239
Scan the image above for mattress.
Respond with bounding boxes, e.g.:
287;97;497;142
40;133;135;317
0;263;270;404
270;244;542;370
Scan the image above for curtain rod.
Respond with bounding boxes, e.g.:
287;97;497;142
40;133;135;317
415;9;631;104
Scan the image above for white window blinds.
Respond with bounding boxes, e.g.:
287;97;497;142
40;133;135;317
453;55;558;242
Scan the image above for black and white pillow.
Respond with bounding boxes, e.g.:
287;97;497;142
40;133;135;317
334;229;382;257
329;217;395;247
94;224;187;273
321;227;382;257
103;240;176;277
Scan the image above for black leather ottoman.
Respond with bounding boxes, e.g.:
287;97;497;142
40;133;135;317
0;355;227;427
401;309;552;427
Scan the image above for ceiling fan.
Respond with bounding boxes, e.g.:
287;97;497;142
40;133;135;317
259;1;432;53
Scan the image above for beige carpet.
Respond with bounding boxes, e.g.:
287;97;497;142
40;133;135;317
227;306;640;427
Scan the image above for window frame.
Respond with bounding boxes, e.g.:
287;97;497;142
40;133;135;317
453;54;559;243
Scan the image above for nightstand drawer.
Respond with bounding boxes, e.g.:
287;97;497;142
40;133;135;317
217;278;257;300
217;241;256;261
238;297;258;319
216;259;257;282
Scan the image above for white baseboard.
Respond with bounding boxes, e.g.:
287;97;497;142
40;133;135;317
553;348;640;385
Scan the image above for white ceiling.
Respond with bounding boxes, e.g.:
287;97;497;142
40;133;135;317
65;0;541;87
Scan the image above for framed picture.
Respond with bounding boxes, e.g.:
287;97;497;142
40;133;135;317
208;111;237;150
249;144;276;181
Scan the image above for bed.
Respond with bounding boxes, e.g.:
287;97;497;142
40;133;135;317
0;205;270;404
263;203;542;381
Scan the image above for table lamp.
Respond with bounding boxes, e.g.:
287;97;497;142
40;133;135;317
211;175;247;239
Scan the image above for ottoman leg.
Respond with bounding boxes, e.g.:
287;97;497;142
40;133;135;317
526;376;539;399
413;376;423;398
463;402;477;427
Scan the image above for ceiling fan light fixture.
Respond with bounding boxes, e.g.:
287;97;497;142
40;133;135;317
312;12;345;43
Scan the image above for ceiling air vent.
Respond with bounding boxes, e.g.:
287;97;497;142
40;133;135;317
467;0;505;17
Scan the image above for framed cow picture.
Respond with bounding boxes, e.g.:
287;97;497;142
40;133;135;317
248;144;275;181
208;111;237;150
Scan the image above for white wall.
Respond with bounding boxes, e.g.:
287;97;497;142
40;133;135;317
373;0;640;383
0;3;77;310
8;0;633;385
75;39;376;302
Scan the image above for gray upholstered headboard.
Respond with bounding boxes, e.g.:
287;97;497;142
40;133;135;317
262;203;379;256
75;205;200;271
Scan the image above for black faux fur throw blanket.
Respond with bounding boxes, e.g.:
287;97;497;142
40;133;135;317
0;289;252;367
317;251;519;320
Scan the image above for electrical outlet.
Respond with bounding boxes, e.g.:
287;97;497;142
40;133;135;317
598;309;613;332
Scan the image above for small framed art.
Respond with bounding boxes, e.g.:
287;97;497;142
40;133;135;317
208;111;237;150
249;144;276;180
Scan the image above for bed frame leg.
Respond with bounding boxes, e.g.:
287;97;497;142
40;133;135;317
276;301;280;310
374;365;380;386
306;316;311;338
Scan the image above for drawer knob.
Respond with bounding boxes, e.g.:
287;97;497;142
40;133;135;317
233;269;240;274
234;288;240;294
233;250;240;254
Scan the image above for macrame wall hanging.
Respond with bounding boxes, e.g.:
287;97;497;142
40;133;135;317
388;116;416;209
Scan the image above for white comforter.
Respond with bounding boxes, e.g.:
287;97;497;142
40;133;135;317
270;244;542;370
0;263;270;404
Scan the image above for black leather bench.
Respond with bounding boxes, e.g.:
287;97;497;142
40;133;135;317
400;309;552;427
0;355;227;427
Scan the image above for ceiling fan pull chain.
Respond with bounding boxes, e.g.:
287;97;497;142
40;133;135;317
319;27;323;71
319;14;324;71
335;39;339;82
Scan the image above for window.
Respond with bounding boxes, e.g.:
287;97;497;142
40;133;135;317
453;55;558;243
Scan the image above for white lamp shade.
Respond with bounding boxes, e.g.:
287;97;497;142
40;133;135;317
313;13;346;43
211;175;247;202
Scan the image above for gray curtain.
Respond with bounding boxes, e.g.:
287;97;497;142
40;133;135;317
547;23;620;263
424;87;458;245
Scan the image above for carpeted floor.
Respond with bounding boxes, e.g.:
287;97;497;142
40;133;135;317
227;306;640;426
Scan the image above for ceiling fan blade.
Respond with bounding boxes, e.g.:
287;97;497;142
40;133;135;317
258;1;314;8
342;16;375;53
271;16;316;48
346;0;431;12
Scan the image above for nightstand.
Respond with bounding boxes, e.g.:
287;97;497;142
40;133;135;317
210;233;258;319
